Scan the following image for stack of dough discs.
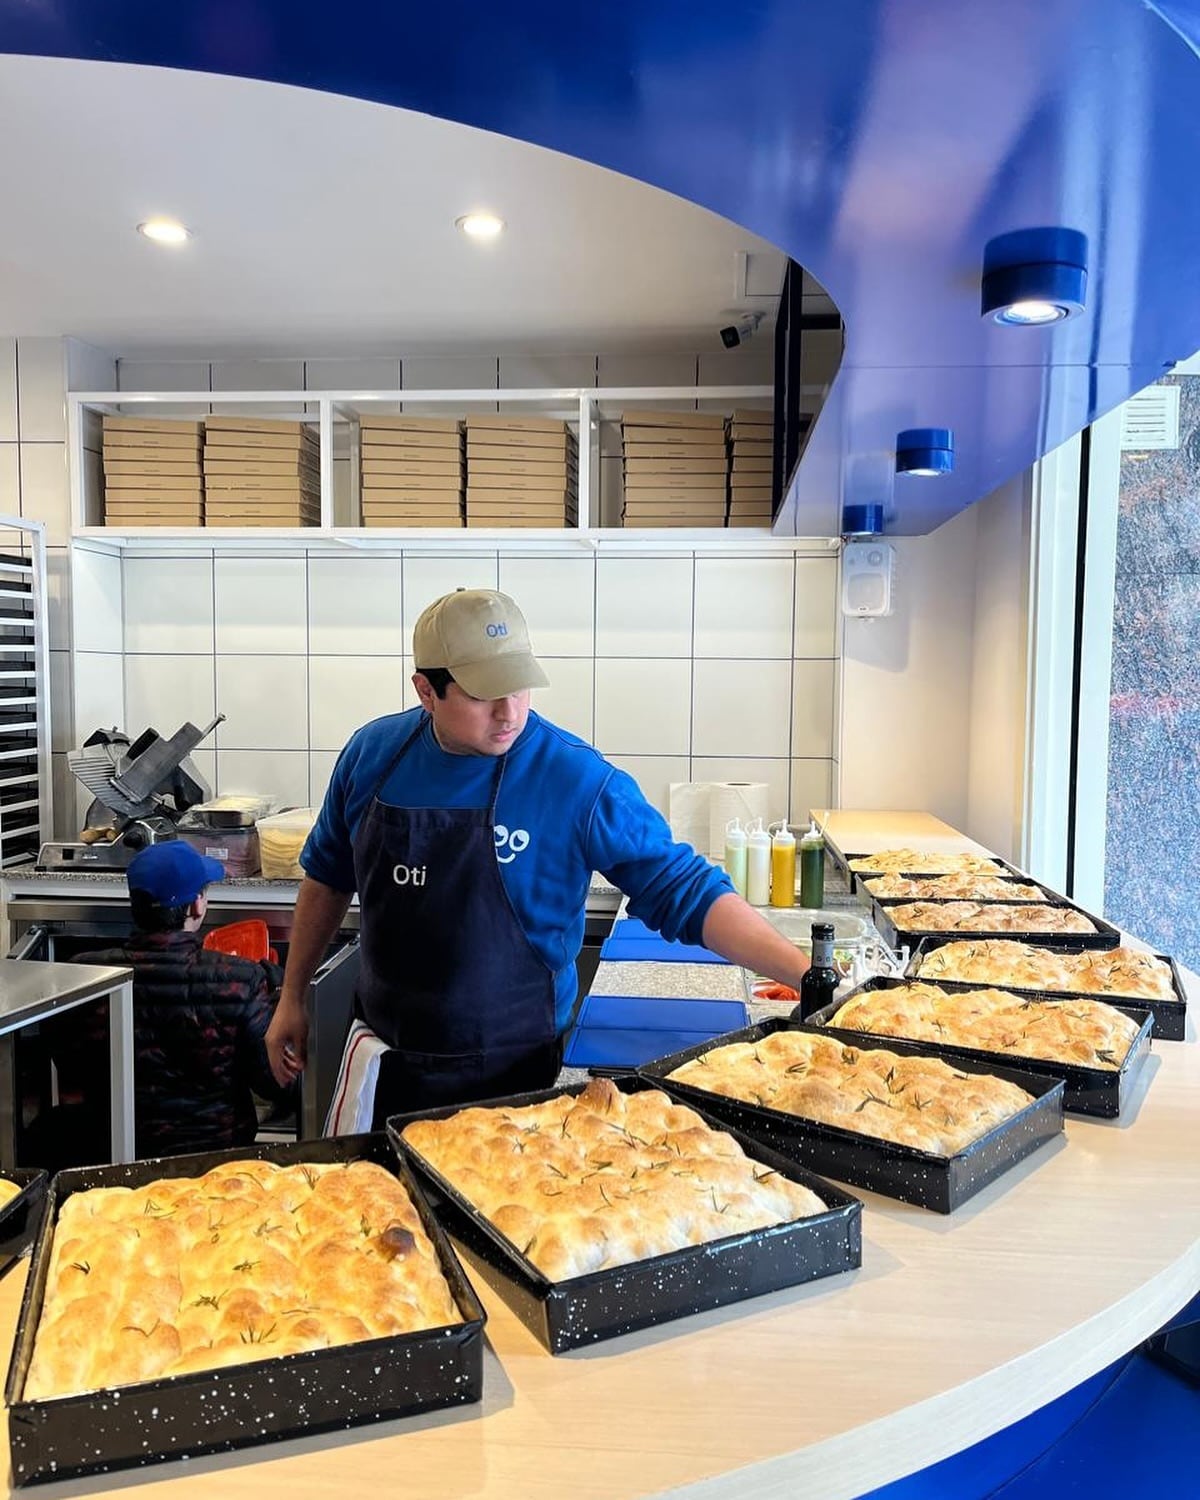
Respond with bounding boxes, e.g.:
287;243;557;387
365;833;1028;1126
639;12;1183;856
256;808;317;878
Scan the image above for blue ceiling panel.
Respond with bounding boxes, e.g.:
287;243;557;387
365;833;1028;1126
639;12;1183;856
3;0;1200;532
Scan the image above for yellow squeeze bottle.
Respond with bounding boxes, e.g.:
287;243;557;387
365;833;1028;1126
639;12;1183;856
770;821;796;907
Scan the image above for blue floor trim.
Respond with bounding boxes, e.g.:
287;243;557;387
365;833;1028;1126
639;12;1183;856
858;1343;1200;1500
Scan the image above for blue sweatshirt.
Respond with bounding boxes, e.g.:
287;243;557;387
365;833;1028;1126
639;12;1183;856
302;708;732;1030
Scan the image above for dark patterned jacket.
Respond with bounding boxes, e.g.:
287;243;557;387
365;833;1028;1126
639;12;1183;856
76;931;291;1158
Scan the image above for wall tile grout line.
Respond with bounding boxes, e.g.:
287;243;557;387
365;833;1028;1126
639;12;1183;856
788;553;798;823
687;549;697;782
210;547;219;791
590;550;598;742
303;546;312;807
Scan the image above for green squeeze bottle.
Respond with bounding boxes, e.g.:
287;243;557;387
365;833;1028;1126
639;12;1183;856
799;819;825;909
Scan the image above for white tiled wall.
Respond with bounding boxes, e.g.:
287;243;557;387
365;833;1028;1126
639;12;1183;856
1;337;119;835
45;341;842;840
76;546;839;828
47;343;1032;847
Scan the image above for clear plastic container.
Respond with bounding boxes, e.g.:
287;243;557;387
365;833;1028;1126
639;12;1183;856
257;808;317;879
178;826;261;878
754;906;871;989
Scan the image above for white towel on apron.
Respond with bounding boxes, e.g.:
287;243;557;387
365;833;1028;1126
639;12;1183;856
323;1017;389;1136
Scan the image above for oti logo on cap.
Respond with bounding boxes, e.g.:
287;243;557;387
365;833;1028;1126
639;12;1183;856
485;622;509;638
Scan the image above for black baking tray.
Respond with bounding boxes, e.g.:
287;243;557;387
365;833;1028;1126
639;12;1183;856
865;870;1063;909
908;934;1188;1042
389;1076;861;1355
838;848;1013;895
0;1170;47;1279
808;977;1153;1118
5;1134;486;1488
639;1019;1065;1212
873;896;1121;955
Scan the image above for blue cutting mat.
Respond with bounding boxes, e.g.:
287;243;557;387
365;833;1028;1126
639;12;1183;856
600;918;726;964
563;993;749;1070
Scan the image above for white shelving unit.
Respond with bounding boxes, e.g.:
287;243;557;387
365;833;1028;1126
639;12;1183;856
66;384;823;550
0;520;51;868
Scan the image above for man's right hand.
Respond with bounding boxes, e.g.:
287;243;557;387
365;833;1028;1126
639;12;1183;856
266;996;309;1088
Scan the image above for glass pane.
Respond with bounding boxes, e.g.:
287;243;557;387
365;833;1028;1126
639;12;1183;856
1105;373;1200;966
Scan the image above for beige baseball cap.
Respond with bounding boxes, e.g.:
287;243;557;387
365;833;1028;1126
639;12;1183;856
413;589;549;700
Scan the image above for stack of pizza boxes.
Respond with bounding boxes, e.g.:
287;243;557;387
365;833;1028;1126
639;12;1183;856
727;409;775;527
203;417;320;527
358;417;465;527
619;412;728;527
463;416;577;528
101;417;204;526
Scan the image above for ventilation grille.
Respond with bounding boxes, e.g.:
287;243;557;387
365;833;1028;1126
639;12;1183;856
1120;384;1181;450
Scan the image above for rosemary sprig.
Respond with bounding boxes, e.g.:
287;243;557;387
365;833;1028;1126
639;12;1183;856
239;1322;277;1346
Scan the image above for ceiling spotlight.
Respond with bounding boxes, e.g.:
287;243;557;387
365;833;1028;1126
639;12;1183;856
982;227;1087;325
896;428;955;477
137;218;191;246
456;213;505;241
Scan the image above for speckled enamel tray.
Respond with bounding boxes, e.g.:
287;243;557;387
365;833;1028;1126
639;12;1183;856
909;935;1188;1041
5;1134;485;1488
639;1020;1065;1213
389;1077;861;1355
809;978;1154;1117
835;848;1013;895
873;898;1122;955
0;1170;48;1280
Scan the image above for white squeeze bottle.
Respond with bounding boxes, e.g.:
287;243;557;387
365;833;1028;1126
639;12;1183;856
746;818;772;906
723;817;748;898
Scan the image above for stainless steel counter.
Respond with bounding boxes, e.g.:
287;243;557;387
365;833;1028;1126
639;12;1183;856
0;958;135;1165
1;869;623;948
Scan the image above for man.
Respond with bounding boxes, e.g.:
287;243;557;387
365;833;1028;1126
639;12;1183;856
266;588;810;1126
77;841;291;1157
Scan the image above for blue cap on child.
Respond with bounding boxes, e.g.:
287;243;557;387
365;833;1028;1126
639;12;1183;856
126;841;225;907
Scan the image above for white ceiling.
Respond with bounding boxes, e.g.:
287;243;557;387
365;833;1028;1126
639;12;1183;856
0;54;793;357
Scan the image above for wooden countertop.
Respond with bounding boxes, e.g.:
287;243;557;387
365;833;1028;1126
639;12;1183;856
2;811;1197;1499
812;808;997;858
4;1037;1198;1499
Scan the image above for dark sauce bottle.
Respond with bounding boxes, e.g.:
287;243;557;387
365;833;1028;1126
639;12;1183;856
794;922;839;1022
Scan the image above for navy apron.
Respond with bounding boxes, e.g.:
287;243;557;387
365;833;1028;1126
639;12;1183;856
351;719;559;1127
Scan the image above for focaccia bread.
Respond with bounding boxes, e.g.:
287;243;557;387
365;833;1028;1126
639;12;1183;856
830;982;1140;1069
401;1078;825;1281
886;901;1096;935
667;1032;1032;1155
849;849;1002;877
864;873;1049;902
25;1158;459;1400
914;939;1175;1001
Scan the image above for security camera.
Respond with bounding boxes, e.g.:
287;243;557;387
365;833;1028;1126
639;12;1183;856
719;312;764;349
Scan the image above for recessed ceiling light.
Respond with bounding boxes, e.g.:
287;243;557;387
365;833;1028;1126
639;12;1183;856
137;218;191;246
981;228;1087;325
993;299;1071;326
456;213;505;241
896;427;955;477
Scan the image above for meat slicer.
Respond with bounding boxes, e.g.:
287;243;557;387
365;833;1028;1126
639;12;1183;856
37;715;225;870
